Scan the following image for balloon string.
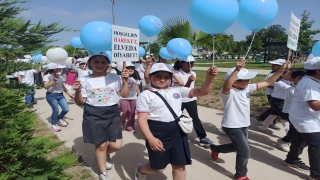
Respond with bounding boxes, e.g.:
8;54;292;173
245;32;256;58
212;34;215;65
148;37;150;55
73;48;76;57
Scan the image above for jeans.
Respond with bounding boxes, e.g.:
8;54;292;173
286;132;320;179
34;73;43;86
139;83;143;93
258;95;278;125
25;88;35;104
281;118;297;143
46;93;69;125
213;127;250;177
181;100;207;139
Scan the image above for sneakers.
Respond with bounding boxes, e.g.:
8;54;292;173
99;172;111;180
58;119;68;127
256;116;264;126
106;154;113;170
199;137;214;147
210;144;219;160
51;125;61;132
135;163;147;180
277;138;290;152
282;160;310;171
259;127;273;134
268;124;281;130
234;175;250;180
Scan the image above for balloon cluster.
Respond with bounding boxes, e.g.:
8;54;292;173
312;41;320;57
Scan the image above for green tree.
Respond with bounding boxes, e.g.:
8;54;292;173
0;0;69;59
63;45;84;57
298;10;320;54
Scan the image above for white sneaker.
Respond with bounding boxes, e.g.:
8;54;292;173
51;125;61;132
277;138;290;152
259;127;273;134
106;154;113;170
99;172;111;180
135;163;147;180
58;119;68;127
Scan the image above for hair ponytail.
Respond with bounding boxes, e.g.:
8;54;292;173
173;60;182;71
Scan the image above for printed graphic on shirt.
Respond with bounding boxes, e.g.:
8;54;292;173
128;80;135;89
91;87;116;103
173;93;181;99
246;92;251;98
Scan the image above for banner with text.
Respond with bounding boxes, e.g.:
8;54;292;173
287;12;301;51
112;25;140;62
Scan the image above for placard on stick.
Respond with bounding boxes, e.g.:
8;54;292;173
112;25;140;63
287;12;301;61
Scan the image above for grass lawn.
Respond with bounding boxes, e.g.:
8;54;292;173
194;70;270;116
195;61;304;70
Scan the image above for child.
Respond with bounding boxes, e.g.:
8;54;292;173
135;63;218;180
71;58;91;78
120;62;141;132
73;52;129;180
277;70;306;152
210;59;289;180
135;59;146;92
259;69;293;133
43;63;74;132
256;59;286;130
174;55;214;146
285;57;320;180
107;63;117;74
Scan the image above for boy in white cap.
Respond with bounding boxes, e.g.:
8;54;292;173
210;59;289;180
256;59;287;130
284;57;320;180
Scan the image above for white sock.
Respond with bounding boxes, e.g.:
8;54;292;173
282;120;290;133
262;115;278;129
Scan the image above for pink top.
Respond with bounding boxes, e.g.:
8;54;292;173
66;72;77;85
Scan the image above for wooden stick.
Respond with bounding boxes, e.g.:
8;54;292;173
123;61;126;71
286;48;291;62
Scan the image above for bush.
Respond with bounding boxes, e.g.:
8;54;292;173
0;60;77;180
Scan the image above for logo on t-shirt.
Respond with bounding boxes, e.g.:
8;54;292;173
92;87;115;103
246;92;251;98
173;93;180;99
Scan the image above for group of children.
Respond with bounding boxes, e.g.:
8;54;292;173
15;51;320;180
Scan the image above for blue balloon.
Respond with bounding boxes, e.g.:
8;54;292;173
237;0;278;31
33;54;42;63
139;47;146;57
70;37;83;48
105;51;112;62
189;0;239;34
312;41;320;57
138;15;163;37
166;38;192;59
159;47;172;60
80;21;112;53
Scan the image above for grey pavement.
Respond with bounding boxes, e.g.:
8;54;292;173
33;88;309;180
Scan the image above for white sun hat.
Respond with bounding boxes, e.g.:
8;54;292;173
269;59;286;66
179;55;195;62
47;63;65;70
150;63;173;74
304;57;320;70
224;67;258;80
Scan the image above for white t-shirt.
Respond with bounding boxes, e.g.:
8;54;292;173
18;69;36;86
110;69;117;74
134;63;145;80
265;72;275;95
289;76;320;133
43;74;64;93
80;73;122;106
136;86;193;122
175;69;197;102
282;86;295;113
271;79;292;99
72;64;91;78
220;84;258;128
121;77;140;100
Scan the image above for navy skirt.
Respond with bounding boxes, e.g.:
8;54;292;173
82;104;122;144
146;120;192;170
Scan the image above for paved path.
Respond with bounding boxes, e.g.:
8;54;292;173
34;89;309;180
193;66;270;75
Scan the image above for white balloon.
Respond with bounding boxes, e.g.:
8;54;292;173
41;56;49;64
116;62;123;71
46;47;68;64
64;57;74;65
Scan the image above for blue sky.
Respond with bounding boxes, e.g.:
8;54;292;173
18;0;320;47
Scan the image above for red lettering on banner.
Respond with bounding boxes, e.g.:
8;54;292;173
114;37;137;44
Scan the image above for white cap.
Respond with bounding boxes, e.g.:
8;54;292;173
180;55;195;62
110;63;116;68
224;67;258;80
24;55;32;59
126;62;135;67
269;59;286;66
88;52;110;63
150;53;154;56
47;63;65;70
304;57;320;70
150;63;173;74
20;59;31;63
